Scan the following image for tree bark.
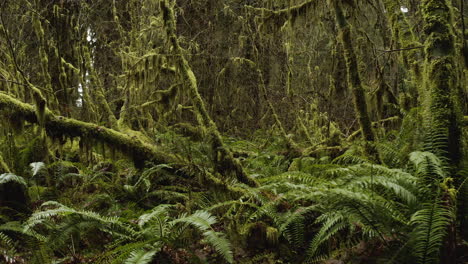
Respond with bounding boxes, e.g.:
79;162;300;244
421;0;462;165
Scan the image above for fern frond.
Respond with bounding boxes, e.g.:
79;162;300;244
0;173;26;186
138;204;173;228
377;142;405;168
124;249;158;264
409;151;446;184
332;153;369;165
306;212;347;260
281;211;306;246
25;201;137;241
172;210;233;263
202;230;234;263
409;202;453;264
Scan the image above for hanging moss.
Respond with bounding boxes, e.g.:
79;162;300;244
246;0;316;23
82;46;118;128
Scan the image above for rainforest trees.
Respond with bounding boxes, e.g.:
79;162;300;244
0;0;467;263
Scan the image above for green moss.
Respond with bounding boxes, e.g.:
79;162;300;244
0;92;177;168
0;154;9;173
421;0;462;165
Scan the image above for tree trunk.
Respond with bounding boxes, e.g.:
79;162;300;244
333;2;378;160
421;0;462;165
421;1;463;262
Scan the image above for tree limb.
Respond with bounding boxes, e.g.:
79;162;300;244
161;0;258;187
0;92;177;167
378;46;425;53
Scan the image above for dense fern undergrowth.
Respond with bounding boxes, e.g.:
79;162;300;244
0;122;467;264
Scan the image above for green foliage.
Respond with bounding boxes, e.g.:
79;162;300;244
0;173;26;186
0;231;16;262
409;202;453;264
0;0;466;262
25;201;233;264
124;250;158;264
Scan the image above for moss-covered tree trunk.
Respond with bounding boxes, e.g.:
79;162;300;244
421;0;462;166
333;2;377;159
160;0;258;187
421;1;463;262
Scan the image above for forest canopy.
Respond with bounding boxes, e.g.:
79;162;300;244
0;0;467;263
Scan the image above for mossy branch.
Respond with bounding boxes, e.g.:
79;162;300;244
0;92;176;167
333;2;379;161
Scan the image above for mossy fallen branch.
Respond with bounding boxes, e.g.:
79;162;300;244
0;92;176;167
